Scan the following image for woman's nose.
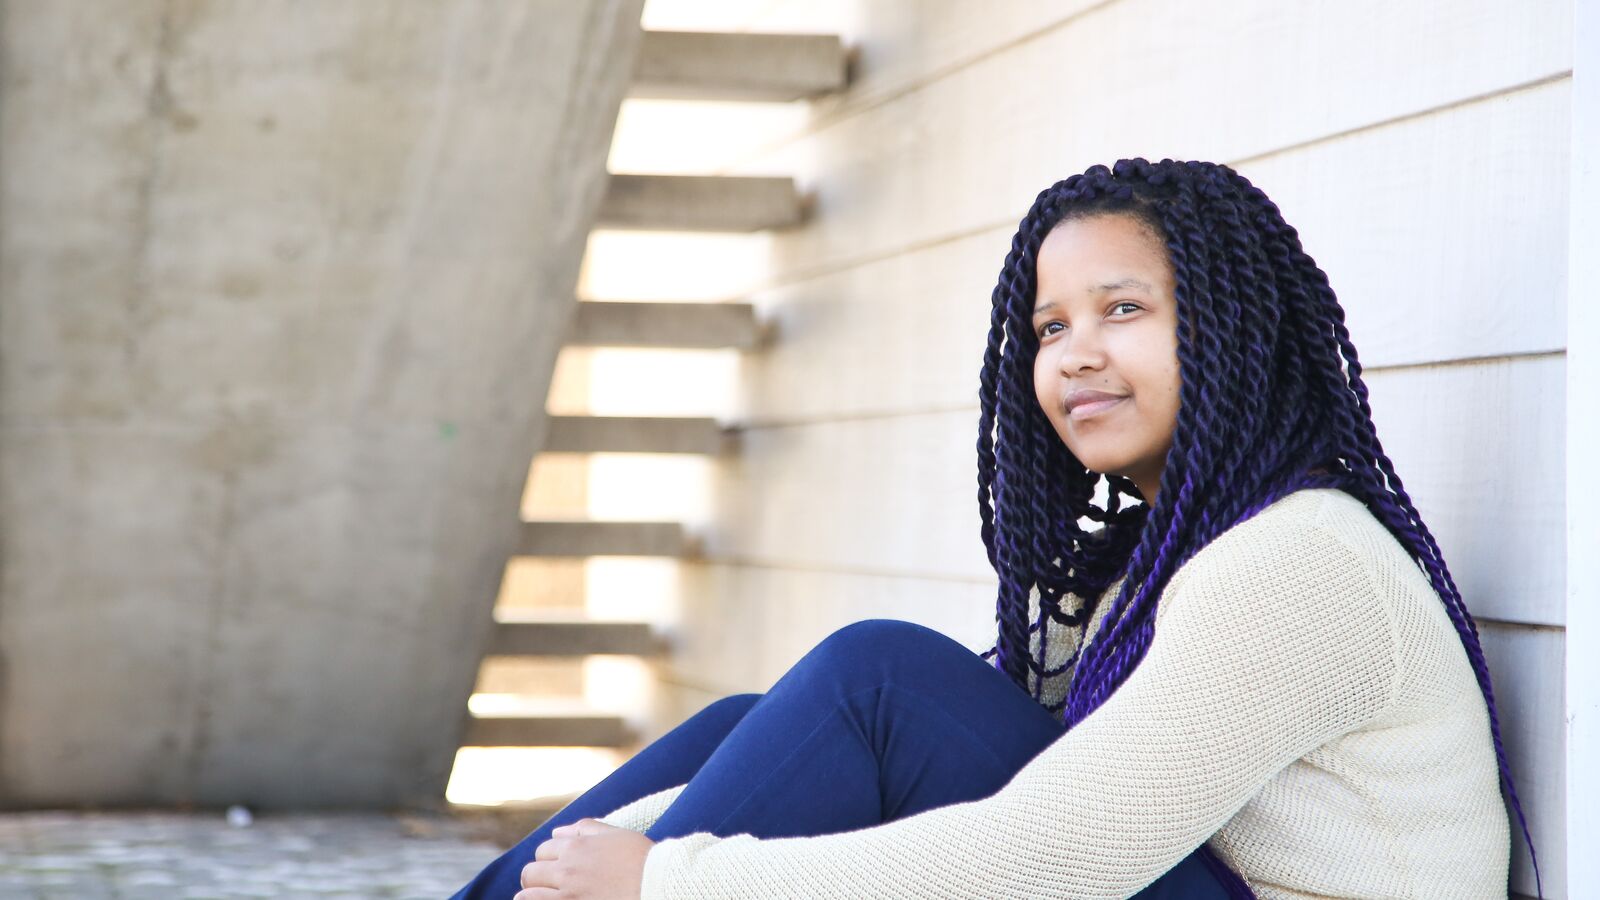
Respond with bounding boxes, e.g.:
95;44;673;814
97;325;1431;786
1057;326;1108;373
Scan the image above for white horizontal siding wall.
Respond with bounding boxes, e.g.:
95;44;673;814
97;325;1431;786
1565;1;1597;896
640;1;1575;895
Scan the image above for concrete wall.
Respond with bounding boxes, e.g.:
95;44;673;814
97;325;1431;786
0;0;645;809
627;1;1574;895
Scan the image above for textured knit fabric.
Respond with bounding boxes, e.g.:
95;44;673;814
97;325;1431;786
600;488;1512;898
599;782;689;832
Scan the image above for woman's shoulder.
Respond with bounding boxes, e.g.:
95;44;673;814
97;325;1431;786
1164;487;1421;614
1124;488;1407;743
1192;487;1405;566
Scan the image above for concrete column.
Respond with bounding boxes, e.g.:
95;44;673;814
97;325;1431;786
0;0;644;809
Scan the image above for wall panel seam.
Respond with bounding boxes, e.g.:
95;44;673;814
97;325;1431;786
731;74;1572;296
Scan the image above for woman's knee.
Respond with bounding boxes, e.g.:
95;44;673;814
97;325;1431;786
803;618;970;679
690;692;762;728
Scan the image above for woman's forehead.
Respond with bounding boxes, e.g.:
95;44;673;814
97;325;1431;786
1036;231;1171;305
1040;216;1167;270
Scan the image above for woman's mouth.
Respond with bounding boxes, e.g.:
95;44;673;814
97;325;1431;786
1067;396;1127;421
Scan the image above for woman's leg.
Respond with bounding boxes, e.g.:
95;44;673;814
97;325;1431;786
448;692;762;900
644;618;1243;899
645;618;1067;839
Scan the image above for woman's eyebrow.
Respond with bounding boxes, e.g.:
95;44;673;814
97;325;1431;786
1033;278;1154;315
1089;277;1153;294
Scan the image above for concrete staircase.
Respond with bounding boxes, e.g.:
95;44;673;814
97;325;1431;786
450;26;848;832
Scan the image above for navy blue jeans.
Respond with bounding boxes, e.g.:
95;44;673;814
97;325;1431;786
450;619;1249;899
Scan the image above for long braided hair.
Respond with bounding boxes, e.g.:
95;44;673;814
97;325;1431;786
975;157;1541;897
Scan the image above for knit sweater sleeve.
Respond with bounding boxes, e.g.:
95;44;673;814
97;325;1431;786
597;783;688;833
638;522;1402;899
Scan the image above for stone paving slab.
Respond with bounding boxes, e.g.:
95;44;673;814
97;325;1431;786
0;810;508;899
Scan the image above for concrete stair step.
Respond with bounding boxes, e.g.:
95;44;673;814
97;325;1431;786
462;709;635;748
519;520;693;558
633;30;849;101
598;174;803;232
450;797;580;848
489;615;664;657
567;300;762;349
544;415;726;455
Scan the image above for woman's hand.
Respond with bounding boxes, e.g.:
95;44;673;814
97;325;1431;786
516;818;654;899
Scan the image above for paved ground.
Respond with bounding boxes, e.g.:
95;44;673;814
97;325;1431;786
0;809;511;899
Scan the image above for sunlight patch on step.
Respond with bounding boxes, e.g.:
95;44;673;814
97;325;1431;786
445;747;625;807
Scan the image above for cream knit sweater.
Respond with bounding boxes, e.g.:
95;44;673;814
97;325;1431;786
598;488;1512;898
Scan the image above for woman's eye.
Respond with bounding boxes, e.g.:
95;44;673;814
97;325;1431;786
1038;322;1063;337
1112;301;1141;315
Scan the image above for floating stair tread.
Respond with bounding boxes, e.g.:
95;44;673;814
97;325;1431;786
519;520;693;558
567;301;761;349
633;30;849;102
489;616;663;657
598;174;803;232
463;709;634;749
545;415;725;455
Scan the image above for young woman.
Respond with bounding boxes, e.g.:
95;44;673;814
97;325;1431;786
452;158;1540;900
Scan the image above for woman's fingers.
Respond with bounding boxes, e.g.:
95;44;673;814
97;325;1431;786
533;837;565;862
516;863;562;899
551;817;606;837
525;834;577;890
523;823;627;894
522;857;565;890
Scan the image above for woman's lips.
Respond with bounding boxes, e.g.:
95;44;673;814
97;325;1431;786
1067;396;1127;421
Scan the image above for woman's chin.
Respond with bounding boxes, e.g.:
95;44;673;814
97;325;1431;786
1069;453;1123;477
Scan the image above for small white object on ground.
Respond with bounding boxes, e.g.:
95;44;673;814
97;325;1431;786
226;804;253;828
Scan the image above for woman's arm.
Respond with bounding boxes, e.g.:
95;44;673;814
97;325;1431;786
638;521;1401;899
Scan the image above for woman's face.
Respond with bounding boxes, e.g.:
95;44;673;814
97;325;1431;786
1031;213;1182;504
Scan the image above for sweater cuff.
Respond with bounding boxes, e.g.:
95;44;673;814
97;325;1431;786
640;832;739;899
596;783;687;833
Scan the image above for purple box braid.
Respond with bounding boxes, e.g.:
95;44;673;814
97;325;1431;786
975;157;1542;898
